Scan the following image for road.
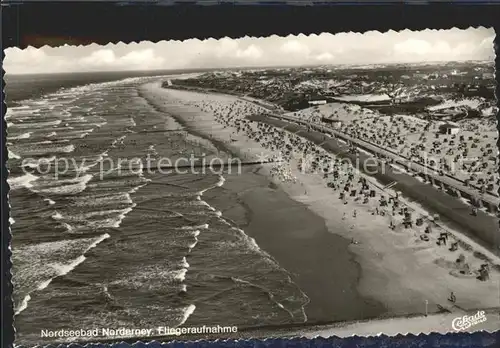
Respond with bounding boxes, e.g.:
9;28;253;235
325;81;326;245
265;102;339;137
248;114;500;255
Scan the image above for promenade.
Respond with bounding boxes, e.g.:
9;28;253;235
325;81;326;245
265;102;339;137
275;113;500;208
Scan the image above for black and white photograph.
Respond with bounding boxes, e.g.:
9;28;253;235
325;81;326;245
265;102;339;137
4;26;499;346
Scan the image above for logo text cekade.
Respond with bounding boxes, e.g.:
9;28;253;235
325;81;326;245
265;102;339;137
452;311;487;331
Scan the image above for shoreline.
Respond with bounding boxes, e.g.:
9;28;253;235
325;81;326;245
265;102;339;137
140;81;386;324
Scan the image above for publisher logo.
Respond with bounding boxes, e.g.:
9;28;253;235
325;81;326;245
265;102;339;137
452;311;487;331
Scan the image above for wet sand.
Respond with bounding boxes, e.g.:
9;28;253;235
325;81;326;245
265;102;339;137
141;82;386;324
204;165;385;323
143;82;500;319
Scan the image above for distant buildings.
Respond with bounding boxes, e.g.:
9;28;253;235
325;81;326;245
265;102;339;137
413;73;427;79
322;117;343;128
309;100;327;106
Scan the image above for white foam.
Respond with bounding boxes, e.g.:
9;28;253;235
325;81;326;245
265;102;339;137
10;132;32;140
188;240;198;250
51;211;63;220
9;217;15;225
51;255;86;276
62;223;74;233
232;227;265;254
14;294;31;316
60;204;136;229
44;198;56;205
10;119;62;129
178;304;196;326
22;156;56;169
180;257;190;268
31;233;111;296
181;224;208;230
8;173;39;190
173;268;188;282
36;174;93;195
216;175;226;187
8;151;21;160
75;192;133;207
23;144;75;155
36;279;52;291
111;135;127;147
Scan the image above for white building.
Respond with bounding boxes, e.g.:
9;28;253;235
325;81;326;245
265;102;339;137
309;100;327;106
322;117;343;128
439;122;460;135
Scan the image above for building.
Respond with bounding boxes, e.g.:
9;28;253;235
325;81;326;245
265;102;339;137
439;122;460;135
322;117;343;128
308;100;327;106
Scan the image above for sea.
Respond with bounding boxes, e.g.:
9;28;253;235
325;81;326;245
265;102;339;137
5;72;310;345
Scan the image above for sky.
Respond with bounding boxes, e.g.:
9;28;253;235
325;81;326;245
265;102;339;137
4;27;495;75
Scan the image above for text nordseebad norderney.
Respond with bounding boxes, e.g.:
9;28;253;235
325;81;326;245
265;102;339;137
41;325;239;338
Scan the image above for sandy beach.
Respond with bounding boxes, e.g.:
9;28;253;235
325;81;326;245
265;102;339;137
140;81;385;324
140;81;500;328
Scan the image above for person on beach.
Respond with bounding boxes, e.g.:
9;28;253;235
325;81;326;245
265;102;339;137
448;292;457;303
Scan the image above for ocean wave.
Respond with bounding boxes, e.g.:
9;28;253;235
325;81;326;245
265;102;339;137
8;173;39;190
230;277;295;319
15;144;75;156
35;174;93;195
180;256;190;268
14;294;32;316
8;150;21;160
9;119;62;129
181;224;209;230
53;204;136;230
231;227;269;255
173;268;188;282
177;304;196;326
44;198;56;205
74;192;133;207
22;156;56;169
13;233;111;316
9;132;32;140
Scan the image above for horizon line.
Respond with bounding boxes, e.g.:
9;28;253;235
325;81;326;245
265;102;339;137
5;59;494;77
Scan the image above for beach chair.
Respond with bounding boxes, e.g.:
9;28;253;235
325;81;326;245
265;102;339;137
478;267;490;281
439;232;448;240
437;236;446;246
